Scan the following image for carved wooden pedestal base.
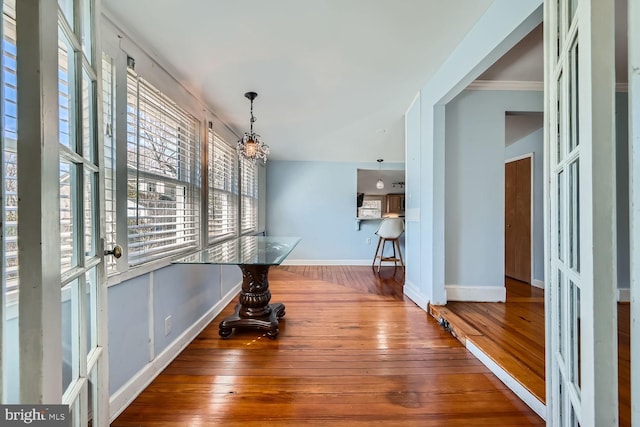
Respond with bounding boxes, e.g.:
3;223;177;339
219;264;286;339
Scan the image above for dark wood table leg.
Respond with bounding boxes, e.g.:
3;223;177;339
219;264;286;339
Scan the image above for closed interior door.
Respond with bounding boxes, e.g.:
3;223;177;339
505;157;531;283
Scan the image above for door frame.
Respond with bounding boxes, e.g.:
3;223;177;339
505;153;535;286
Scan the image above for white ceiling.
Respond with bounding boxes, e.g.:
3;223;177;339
101;0;495;162
100;1;630;163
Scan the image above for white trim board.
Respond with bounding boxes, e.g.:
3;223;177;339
466;339;546;420
403;281;429;311
532;279;545;289
282;259;372;266
467;80;543;91
108;281;242;422
445;285;506;302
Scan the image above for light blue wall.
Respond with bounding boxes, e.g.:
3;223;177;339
108;264;241;395
108;275;150;395
405;0;543;305
444;90;543;288
505;127;544;283
266;160;404;262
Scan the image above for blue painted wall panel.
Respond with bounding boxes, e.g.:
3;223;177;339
445;89;543;288
108;274;150;394
266;160;405;262
152;264;222;354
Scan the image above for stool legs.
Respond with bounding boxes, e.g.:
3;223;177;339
372;237;383;269
372;237;404;272
394;239;404;270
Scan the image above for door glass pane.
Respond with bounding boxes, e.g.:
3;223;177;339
569;0;578;28
570;280;581;391
58;32;75;150
61;280;77;395
556;0;562;60
569;43;579;152
86;268;97;356
84;169;95;258
82;70;95;162
88;368;98;427
556;72;563;163
60;159;78;272
558;368;565;426
58;0;74;29
558;269;564;357
569;160;580;272
80;0;92;63
558;170;564;261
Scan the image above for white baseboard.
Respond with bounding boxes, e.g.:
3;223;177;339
282;259;371;266
445;285;506;302
618;288;631;302
466;339;546;420
109;281;242;423
531;279;544;289
403;281;429;311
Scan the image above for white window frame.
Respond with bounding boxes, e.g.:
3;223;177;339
208;129;238;243
240;156;258;235
125;69;201;266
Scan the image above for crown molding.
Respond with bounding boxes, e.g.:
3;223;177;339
468;79;629;92
467;80;543;91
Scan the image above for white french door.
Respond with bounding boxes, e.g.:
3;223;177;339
545;0;617;426
58;0;109;425
12;0;109;425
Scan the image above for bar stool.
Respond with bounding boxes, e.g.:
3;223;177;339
372;218;405;272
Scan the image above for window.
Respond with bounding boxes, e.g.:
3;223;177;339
126;70;200;265
208;130;238;242
2;0;19;403
240;157;258;235
2;0;17;293
102;54;116;273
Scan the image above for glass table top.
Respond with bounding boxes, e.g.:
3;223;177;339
173;236;301;266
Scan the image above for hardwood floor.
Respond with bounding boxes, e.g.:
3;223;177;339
430;279;545;403
431;278;631;427
113;267;543;426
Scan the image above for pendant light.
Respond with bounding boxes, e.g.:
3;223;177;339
237;91;269;164
376;159;384;189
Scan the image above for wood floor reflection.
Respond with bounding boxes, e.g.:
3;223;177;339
113;267;543;426
431;278;631;427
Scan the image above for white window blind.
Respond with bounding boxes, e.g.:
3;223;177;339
240;157;258;235
126;71;200;265
208;130;238;242
2;0;17;293
102;54;116;274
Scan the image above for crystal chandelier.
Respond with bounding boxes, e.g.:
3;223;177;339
237;91;269;164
